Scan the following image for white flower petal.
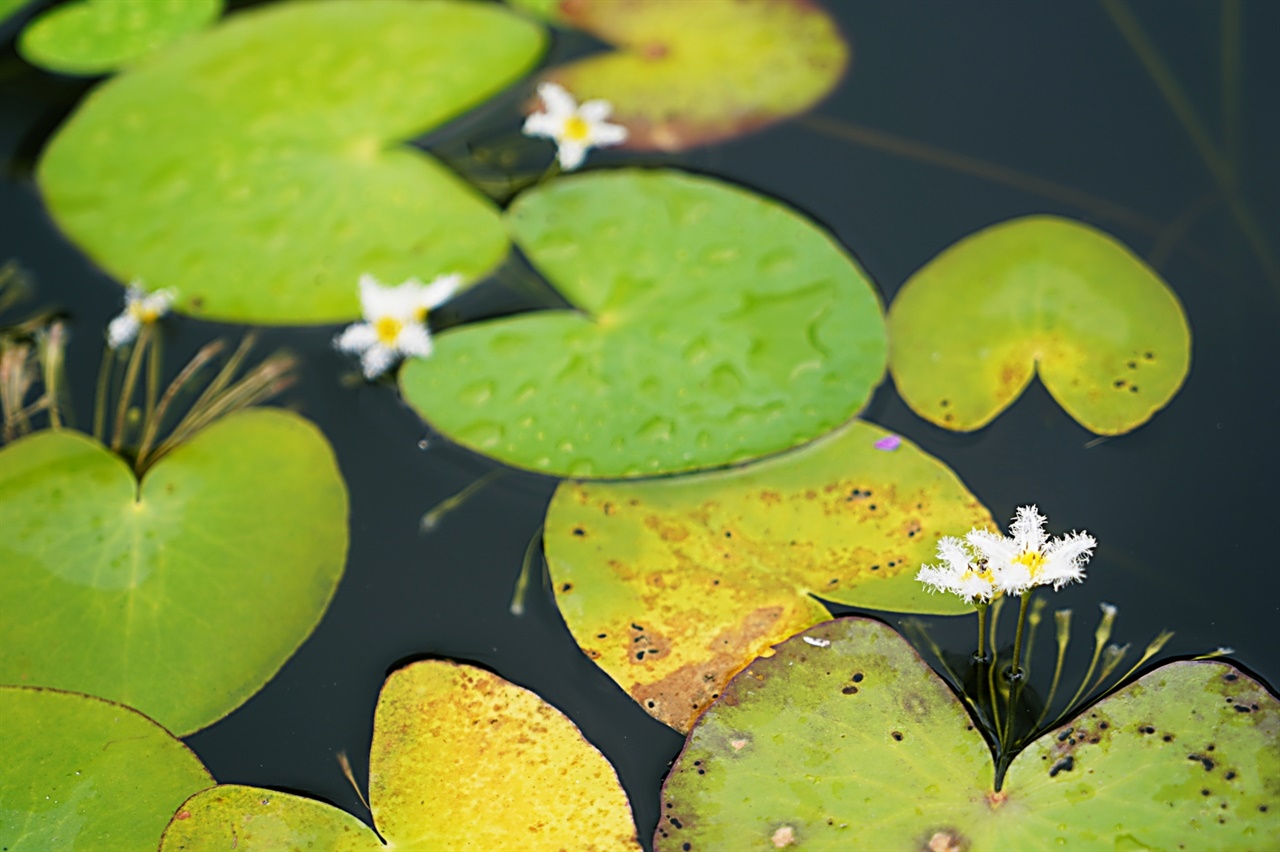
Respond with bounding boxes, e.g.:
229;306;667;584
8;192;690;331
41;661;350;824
955;573;996;604
557;140;588;170
360;344;397;379
334;322;378;353
535;81;577;117
395;322;434;359
522;111;564;140
934;536;974;573
578;99;614;122
590;121;629;148
107;314;140;348
965;528;1016;565
1009;505;1048;554
141;288;175;316
419;273;460;310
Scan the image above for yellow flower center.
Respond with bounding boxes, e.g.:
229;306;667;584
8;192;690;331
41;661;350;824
1013;550;1046;577
562;115;591;143
374;316;403;345
130;304;161;324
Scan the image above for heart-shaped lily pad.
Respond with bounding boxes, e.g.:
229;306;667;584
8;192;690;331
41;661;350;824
0;686;213;852
36;0;545;324
888;215;1192;435
509;0;848;151
0;409;348;735
400;168;887;478
160;661;640;850
543;419;991;732
18;0;222;75
657;618;1279;850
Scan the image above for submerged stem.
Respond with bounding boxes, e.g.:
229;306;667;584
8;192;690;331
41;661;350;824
508;524;545;617
420;470;504;532
975;603;989;663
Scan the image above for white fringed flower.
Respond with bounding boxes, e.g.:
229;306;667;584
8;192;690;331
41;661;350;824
522;82;628;170
107;284;175;348
334;273;459;379
965;505;1095;596
916;536;997;604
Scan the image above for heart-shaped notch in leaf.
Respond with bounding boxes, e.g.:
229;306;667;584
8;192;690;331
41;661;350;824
1;686;213;852
0;409;348;735
509;0;849;151
888;215;1192;435
401;168;887;478
160;661;640;851
18;0;222;75
543;419;992;732
657;618;1279;851
36;0;546;324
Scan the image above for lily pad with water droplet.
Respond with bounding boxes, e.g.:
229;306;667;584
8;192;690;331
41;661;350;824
888;215;1192;435
36;0;545;324
18;0;222;75
400;168;886;478
657;618;1279;851
0;686;213;851
543;419;991;732
509;0;848;151
160;661;640;850
0;409;348;735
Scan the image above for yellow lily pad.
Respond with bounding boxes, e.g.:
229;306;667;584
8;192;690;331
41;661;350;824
160;661;640;851
510;0;848;151
888;215;1192;435
544;419;991;732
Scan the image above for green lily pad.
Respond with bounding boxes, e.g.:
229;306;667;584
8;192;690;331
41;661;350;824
509;0;848;151
19;0;222;75
543;419;991;732
401;168;887;478
657;618;1279;851
0;686;213;852
36;0;546;324
888;215;1192;435
1;0;32;27
161;661;640;850
0;409;348;735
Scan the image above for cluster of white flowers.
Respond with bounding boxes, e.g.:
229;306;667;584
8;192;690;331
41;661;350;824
334;273;459;379
916;505;1096;603
107;283;175;348
522;82;628;171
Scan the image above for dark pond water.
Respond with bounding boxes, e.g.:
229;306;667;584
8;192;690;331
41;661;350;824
2;0;1277;846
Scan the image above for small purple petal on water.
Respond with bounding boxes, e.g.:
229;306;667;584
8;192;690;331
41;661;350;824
874;435;902;451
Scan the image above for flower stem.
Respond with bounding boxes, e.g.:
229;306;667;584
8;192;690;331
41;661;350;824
1009;592;1033;681
111;325;153;452
1035;609;1073;728
974;602;989;663
508;524;545;616
93;344;114;442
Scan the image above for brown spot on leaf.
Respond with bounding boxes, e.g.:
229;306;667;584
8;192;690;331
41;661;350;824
924;828;968;851
629;605;786;731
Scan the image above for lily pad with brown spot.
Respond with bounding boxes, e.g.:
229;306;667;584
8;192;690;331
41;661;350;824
888;215;1192;435
160;661;640;851
656;618;1279;851
509;0;848;151
543;419;991;732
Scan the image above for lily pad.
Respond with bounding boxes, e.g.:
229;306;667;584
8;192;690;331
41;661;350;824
657;618;1279;851
19;0;222;75
0;409;348;735
543;419;991;732
888;215;1192;435
401;168;886;478
510;0;848;151
160;661;640;850
36;0;546;324
1;0;32;28
0;686;213;852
